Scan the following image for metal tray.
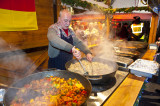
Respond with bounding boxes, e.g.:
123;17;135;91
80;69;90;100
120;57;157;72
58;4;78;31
128;59;159;78
116;56;133;68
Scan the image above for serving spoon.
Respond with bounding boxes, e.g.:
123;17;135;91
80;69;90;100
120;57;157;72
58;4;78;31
78;59;89;75
74;48;89;75
90;62;94;75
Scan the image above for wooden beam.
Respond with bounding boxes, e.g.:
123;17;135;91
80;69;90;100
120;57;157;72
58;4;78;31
105;15;111;39
23;50;48;77
105;0;111;39
148;13;159;44
56;0;61;22
141;49;157;60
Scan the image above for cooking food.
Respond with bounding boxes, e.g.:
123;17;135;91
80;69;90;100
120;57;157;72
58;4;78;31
128;59;159;78
10;76;88;106
128;59;159;73
68;60;114;75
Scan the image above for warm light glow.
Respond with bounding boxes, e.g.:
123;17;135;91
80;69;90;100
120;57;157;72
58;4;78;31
89;96;97;99
97;93;107;101
72;15;105;20
95;102;100;106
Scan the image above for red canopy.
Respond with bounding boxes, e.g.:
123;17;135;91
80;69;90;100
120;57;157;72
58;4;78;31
72;12;152;22
112;13;152;21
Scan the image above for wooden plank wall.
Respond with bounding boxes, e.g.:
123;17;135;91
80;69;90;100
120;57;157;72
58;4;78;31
0;0;54;86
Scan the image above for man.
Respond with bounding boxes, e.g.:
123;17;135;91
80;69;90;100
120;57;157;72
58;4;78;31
128;16;145;41
47;9;93;70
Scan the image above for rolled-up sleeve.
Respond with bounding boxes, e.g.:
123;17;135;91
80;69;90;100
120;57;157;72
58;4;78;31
47;28;73;52
73;36;91;54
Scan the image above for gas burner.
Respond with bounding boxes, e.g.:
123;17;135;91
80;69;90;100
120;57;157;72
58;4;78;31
86;70;129;106
91;77;116;94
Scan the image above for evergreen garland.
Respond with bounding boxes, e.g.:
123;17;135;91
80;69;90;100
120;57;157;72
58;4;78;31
61;0;153;13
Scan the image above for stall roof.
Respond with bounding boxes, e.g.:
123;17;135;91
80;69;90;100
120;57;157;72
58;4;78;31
72;11;105;21
72;11;152;22
112;13;152;21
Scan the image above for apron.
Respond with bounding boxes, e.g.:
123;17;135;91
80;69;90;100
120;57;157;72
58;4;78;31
48;29;73;70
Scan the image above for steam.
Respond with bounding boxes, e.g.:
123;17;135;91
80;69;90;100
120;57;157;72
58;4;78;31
0;38;36;79
93;39;116;62
72;10;117;63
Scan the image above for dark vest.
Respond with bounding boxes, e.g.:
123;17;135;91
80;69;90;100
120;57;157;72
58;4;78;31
48;29;73;70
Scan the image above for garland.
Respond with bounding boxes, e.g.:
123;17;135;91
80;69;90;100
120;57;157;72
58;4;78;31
104;6;153;14
61;0;93;9
61;0;153;13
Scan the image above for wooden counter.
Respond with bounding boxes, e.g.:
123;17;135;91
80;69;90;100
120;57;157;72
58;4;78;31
103;49;157;106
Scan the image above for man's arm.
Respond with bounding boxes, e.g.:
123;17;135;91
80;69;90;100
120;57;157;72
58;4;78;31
73;36;93;61
47;28;73;52
72;36;91;55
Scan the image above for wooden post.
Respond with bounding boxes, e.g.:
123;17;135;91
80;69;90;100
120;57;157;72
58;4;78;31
105;0;111;39
148;13;159;44
57;0;61;20
106;15;110;39
53;0;61;23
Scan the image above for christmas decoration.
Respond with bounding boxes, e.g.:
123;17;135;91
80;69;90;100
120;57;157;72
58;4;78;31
61;0;153;13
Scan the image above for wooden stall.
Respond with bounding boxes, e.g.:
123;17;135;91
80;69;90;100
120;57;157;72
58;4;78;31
0;0;159;105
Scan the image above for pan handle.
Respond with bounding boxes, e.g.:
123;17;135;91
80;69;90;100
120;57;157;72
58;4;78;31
85;75;102;80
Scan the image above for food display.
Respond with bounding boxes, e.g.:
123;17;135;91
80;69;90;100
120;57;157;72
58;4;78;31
114;41;148;59
116;56;133;67
114;41;148;49
115;49;140;56
128;59;159;78
68;60;114;75
10;76;88;106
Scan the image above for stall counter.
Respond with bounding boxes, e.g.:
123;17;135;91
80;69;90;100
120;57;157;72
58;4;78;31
103;49;157;106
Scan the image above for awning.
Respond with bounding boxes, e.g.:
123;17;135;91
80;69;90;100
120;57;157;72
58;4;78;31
72;11;152;22
112;13;152;21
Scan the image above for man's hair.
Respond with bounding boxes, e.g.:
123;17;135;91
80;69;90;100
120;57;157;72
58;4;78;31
59;9;71;17
133;16;141;22
132;16;141;24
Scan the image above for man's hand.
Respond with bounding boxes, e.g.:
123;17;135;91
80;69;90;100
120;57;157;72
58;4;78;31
156;37;160;47
72;46;81;60
86;53;93;62
156;41;160;47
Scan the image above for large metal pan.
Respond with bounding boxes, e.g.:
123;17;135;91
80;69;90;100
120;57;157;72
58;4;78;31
114;41;148;51
65;58;118;85
3;69;92;106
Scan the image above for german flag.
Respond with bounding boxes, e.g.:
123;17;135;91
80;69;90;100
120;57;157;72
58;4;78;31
0;0;38;31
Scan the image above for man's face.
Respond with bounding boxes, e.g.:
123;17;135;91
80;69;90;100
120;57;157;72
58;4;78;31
59;13;71;29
